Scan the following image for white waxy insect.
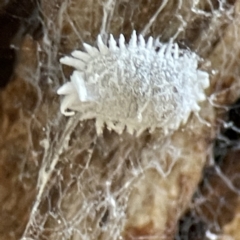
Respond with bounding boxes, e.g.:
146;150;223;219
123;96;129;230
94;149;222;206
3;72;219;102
58;31;209;136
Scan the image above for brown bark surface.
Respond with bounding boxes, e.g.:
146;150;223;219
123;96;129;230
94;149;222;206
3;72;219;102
1;0;240;240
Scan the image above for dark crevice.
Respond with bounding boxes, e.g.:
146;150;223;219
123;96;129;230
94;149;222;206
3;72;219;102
176;97;240;239
175;211;208;240
0;0;42;89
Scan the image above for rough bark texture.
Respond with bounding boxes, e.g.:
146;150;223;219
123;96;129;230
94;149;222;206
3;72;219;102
1;0;240;240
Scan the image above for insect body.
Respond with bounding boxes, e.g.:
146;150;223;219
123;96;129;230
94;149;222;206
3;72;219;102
58;31;209;135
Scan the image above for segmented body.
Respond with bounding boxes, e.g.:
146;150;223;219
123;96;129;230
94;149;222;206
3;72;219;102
57;31;209;135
